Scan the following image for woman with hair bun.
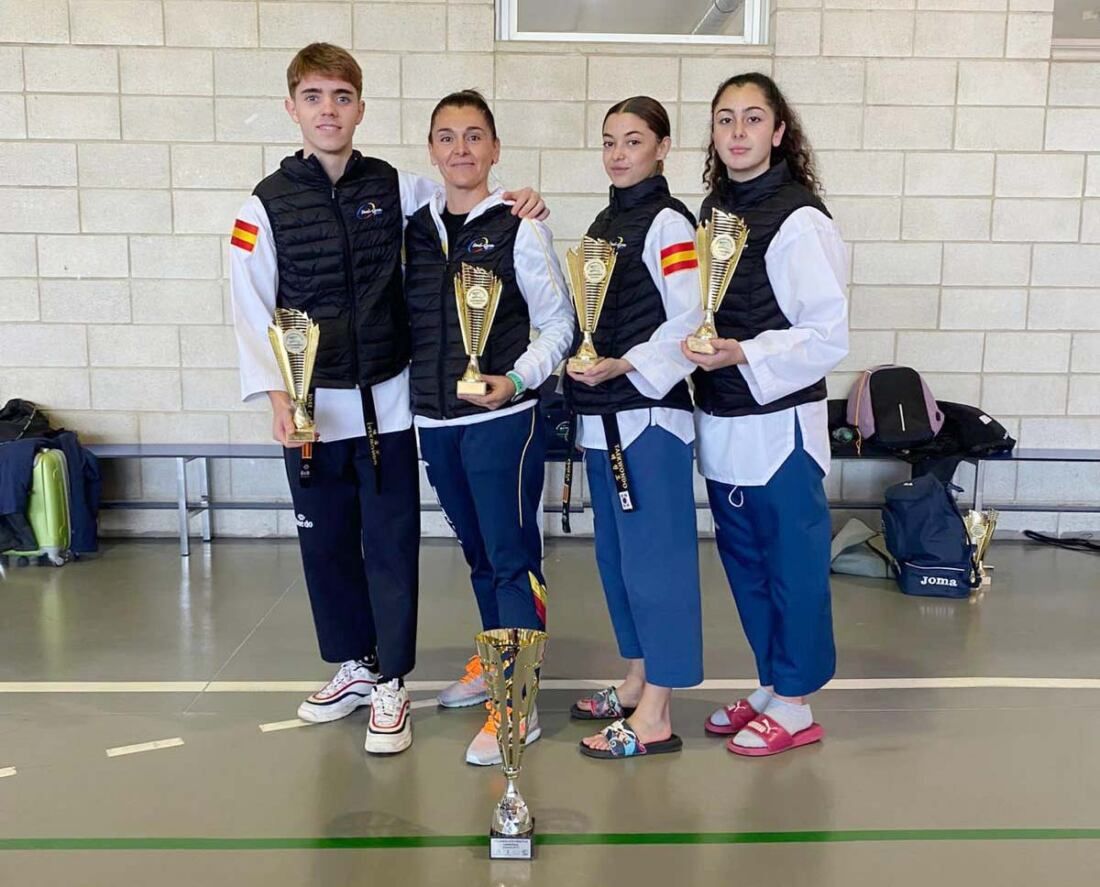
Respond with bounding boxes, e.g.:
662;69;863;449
403;90;573;767
566;96;705;761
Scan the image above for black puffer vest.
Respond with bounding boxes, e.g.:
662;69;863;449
254;151;408;390
693;161;831;417
404;201;535;420
566;175;694;416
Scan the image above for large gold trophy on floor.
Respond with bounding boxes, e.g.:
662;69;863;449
566;237;618;373
686;208;750;354
476;628;548;860
267;307;320;443
455;263;503;396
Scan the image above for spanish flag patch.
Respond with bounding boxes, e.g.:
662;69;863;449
231;218;259;252
660;241;697;276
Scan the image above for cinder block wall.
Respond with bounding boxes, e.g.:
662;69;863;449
0;0;1096;538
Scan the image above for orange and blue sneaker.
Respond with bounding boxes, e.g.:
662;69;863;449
465;701;541;766
437;654;490;708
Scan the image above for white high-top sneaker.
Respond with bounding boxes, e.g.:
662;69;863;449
297;659;381;723
364;679;412;755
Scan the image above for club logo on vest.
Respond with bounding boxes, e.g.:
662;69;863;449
295;513;314;529
468;235;496;254
611;236;627;252
356;202;383;220
919;575;958;588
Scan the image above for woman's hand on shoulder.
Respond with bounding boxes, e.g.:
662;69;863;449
502;188;549;221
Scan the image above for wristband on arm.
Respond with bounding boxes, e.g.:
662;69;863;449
506;370;526;401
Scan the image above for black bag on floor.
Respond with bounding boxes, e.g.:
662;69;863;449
881;475;979;599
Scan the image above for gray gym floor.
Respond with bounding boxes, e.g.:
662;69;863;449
2;538;1100;885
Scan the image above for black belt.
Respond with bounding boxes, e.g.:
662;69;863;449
298;392;315;487
560;414;579;534
360;386;382;493
601;414;635;513
561;413;636;532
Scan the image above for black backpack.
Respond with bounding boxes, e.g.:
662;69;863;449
881;475;979;599
0;399;53;442
847;365;945;453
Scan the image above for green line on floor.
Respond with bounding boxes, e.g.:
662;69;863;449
3;829;1100;851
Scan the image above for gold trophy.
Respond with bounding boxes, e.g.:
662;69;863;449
267;307;320;443
565;236;618;373
964;508;999;591
455;263;503;396
476;628;548;860
686;208;750;354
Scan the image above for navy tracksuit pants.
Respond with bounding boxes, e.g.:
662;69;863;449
706;428;836;697
283;428;420;678
418;407;547;632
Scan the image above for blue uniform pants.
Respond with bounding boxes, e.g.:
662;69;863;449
418;407;547;631
586;426;703;689
706;429;836;697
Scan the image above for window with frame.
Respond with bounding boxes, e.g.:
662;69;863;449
1053;0;1100;56
497;0;770;45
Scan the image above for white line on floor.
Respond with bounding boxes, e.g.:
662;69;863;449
105;738;185;758
258;718;312;733
258;700;436;733
0;767;16;779
410;698;439;710
3;677;1100;695
0;682;208;693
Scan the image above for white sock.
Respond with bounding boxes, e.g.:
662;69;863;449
709;686;772;727
747;686;774;712
733;698;813;748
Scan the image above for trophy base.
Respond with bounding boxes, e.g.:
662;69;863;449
457;380;488;396
490;822;535;860
287;429;318;443
685;336;717;355
566;356;603;373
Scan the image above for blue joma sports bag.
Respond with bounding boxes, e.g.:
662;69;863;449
881;475;979;599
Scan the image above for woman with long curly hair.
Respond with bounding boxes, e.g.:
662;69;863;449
682;73;849;757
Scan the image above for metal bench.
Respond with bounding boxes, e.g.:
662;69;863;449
90;444;282;557
88;443;1100;557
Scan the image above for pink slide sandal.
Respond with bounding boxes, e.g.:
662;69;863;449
704;698;758;736
725;714;824;758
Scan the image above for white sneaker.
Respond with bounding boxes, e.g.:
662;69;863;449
364;679;412;755
465;703;541;766
437;654;490;708
297;659;380;723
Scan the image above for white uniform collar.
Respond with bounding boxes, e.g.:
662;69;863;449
428;187;508;249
